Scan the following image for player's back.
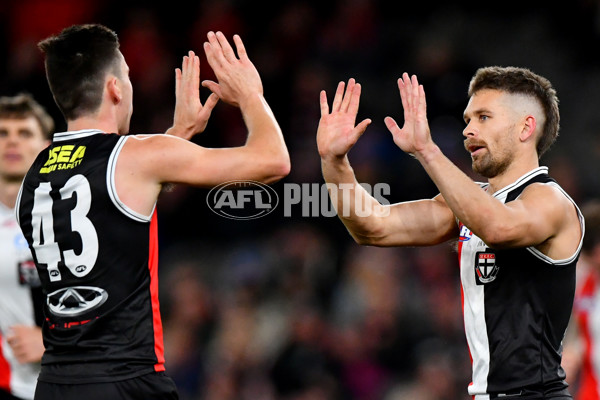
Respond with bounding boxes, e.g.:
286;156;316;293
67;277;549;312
16;129;165;384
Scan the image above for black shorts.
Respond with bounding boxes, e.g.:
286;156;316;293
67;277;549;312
34;372;178;400
488;386;572;399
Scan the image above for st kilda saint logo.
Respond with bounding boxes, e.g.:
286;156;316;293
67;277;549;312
474;250;499;285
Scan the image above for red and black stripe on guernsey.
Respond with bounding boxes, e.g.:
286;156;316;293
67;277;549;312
16;130;165;384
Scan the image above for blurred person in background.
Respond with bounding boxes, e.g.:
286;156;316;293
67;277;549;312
0;94;52;400
317;67;584;399
563;200;600;399
16;23;289;400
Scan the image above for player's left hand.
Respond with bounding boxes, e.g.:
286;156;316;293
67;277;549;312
384;73;436;158
170;50;219;140
201;31;263;108
317;78;372;161
6;325;44;364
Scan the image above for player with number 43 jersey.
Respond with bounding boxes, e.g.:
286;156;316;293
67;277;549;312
14;24;290;399
15;130;164;383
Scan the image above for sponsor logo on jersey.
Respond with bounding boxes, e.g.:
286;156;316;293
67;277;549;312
475;250;499;284
206;180;278;220
459;224;473;242
40;145;86;174
47;286;108;317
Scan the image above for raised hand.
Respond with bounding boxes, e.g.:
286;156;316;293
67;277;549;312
171;50;219;140
384;73;434;157
201;31;262;107
317;78;371;160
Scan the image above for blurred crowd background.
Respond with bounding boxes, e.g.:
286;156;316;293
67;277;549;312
2;1;600;399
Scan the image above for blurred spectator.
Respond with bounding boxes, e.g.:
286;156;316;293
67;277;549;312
563;200;600;399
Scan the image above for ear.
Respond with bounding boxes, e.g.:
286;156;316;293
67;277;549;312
106;76;122;104
519;115;536;143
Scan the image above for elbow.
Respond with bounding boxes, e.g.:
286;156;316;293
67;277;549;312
276;154;292;179
351;232;369;246
353;234;376;246
259;153;291;184
353;234;389;247
350;224;388;247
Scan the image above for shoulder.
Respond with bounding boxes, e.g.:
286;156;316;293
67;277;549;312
120;134;189;157
520;181;575;208
125;133;179;144
519;181;581;230
117;133;206;180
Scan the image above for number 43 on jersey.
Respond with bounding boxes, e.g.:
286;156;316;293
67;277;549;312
29;174;99;282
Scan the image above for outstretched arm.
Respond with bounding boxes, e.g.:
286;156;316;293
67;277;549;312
318;79;456;247
115;32;290;217
198;31;290;182
386;73;580;256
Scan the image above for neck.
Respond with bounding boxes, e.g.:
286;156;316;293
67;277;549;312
486;156;540;194
0;180;22;209
68;117;119;134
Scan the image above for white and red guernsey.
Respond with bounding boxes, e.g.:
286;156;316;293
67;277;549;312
571;263;600;399
457;167;585;399
16;130;165;384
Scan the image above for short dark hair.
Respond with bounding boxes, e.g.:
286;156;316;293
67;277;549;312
468;66;560;158
0;93;54;139
38;24;121;121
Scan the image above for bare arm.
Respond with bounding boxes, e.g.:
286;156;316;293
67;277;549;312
317;79;457;247
386;73;581;257
200;31;289;168
116;32;290;216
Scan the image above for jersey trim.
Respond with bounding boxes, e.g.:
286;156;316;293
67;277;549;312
482;166;584;266
14;179;24;226
459;224;491;396
490;167;549;200
516;181;584;266
148;212;165;372
106;136;155;222
53;129;105;141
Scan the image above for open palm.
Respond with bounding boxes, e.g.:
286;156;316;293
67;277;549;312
384;73;433;156
317;78;371;160
173;50;219;140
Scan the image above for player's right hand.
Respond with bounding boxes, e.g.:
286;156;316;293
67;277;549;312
201;31;263;108
171;50;219;140
317;78;371;161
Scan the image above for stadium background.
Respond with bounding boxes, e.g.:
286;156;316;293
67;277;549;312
1;1;600;399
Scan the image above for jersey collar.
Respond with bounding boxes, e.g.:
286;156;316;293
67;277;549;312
53;129;105;142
